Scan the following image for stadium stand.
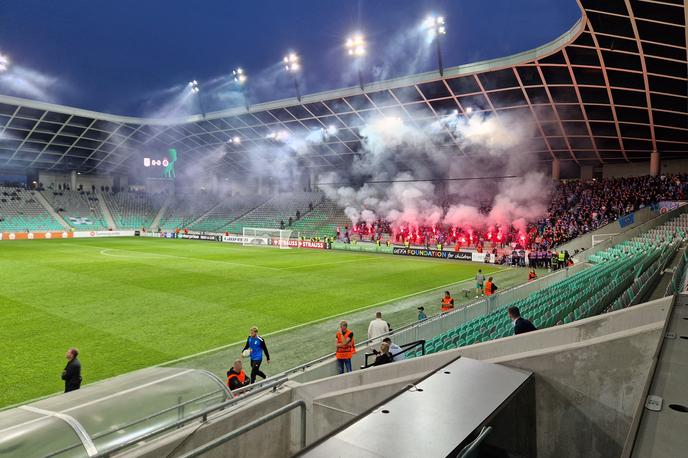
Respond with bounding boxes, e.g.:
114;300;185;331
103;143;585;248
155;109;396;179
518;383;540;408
224;191;322;234
101;191;165;229
188;195;269;232
157;192;221;230
41;190;109;230
0;186;63;232
403;214;686;358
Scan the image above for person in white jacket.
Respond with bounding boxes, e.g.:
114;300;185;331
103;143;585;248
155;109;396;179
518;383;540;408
368;311;390;345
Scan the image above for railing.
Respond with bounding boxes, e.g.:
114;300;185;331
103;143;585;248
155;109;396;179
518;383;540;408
177;400;307;458
457;426;493;458
361;340;426;369
665;250;688;296
92;376;289;457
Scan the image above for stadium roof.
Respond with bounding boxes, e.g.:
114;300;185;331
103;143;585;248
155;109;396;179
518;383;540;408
0;0;686;175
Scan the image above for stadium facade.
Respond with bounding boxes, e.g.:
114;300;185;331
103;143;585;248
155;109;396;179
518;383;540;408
0;0;685;179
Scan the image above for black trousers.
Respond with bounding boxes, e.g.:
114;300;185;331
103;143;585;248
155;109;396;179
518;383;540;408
250;359;266;383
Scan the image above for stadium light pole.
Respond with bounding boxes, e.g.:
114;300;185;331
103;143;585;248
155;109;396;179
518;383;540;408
345;33;367;91
0;53;10;73
188;80;205;117
423;15;447;77
283;52;301;102
233;67;250;110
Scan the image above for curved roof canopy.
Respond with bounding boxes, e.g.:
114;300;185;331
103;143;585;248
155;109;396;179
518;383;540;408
0;0;685;175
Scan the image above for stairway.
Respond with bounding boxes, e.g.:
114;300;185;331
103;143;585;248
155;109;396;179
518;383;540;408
33;191;70;229
149;195;173;231
96;191;117;229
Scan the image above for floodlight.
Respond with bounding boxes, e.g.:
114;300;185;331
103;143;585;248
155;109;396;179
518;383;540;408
230;136;241;144
345;33;366;57
326;125;338;136
466;107;473;114
283;52;300;72
0;53;9;72
422;14;447;76
233;68;247;84
189;80;200;93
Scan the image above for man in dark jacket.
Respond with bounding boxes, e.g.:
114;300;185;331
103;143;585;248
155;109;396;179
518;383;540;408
61;348;82;392
508;306;537;335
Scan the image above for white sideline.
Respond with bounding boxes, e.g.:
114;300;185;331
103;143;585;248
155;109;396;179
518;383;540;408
157;267;512;366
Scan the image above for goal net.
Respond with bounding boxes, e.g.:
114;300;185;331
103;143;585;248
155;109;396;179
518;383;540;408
242;227;293;249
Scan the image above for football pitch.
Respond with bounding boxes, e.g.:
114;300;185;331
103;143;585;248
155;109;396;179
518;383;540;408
0;237;507;408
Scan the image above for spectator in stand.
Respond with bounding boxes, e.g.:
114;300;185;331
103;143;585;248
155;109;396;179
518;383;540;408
372;341;393;366
226;359;250;391
335;320;355;374
382;337;405;362
367;311;390;344
242;326;270;383
508;306;537;335
61;348;82;393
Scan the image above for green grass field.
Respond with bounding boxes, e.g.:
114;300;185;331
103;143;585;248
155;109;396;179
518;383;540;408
0;237;505;408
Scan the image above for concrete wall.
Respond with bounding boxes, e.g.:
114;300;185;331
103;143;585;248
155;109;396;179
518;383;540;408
603;158;688;178
496;324;664;458
117;298;671;458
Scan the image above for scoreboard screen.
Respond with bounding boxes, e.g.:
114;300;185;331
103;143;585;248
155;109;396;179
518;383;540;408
142;148;178;180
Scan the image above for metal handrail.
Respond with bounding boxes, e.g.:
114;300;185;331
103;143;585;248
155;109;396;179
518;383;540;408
362;340;426;369
457;425;493;458
92;376;288;457
177;400;307;458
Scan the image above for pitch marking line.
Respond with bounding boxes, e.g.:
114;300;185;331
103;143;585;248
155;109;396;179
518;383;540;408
95;246;282;271
158;266;512;366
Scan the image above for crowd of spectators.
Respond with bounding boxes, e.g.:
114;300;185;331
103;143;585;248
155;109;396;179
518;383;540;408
337;175;688;251
532;174;687;249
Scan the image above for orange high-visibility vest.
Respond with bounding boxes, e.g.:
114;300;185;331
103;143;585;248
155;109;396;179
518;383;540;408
336;329;355;359
441;296;454;312
484;281;493;296
227;370;247;387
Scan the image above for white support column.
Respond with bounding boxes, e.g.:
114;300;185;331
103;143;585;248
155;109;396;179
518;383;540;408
70;170;77;191
650;151;660;177
257;176;263;195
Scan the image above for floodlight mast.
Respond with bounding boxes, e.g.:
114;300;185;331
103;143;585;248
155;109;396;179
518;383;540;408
283;52;302;102
233;67;250;110
188;80;205;116
424;15;447;77
345;33;367;91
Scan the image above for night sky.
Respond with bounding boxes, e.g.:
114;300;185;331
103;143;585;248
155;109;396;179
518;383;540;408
0;0;581;116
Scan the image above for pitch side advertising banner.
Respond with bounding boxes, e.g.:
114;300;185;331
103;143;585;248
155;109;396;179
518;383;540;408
392;247;473;261
272;239;326;249
72;230;136;238
0;231;72;241
145;232;162;238
222;235;269;245
180;233;220;241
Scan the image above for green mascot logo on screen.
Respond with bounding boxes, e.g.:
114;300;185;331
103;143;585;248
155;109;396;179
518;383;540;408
162;148;177;179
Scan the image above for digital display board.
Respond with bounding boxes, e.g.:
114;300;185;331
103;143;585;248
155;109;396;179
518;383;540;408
142;148;177;180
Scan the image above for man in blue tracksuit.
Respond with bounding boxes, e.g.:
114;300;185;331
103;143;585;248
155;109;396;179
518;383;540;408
242;326;271;383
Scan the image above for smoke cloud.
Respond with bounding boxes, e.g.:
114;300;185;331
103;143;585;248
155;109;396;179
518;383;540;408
318;108;552;235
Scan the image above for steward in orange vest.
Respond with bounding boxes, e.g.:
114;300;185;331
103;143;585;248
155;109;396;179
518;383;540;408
441;291;455;313
528;269;537;281
227;360;250;391
484;277;498;296
336;321;356;373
